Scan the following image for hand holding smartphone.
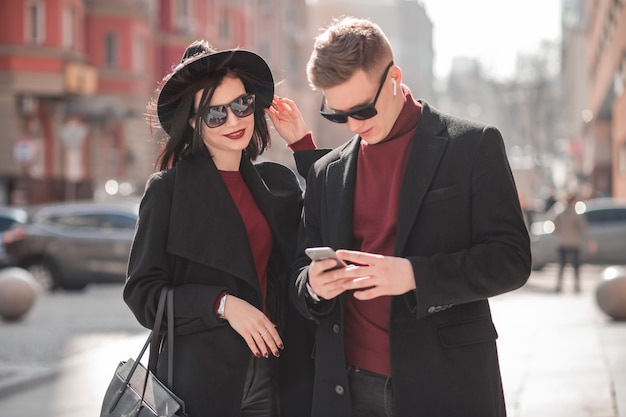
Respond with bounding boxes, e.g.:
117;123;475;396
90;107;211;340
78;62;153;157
305;247;347;271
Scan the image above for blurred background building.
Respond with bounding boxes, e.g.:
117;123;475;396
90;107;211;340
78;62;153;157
0;0;312;205
585;0;626;198
0;0;625;207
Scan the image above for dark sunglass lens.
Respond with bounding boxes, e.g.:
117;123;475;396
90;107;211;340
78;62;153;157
231;95;255;117
207;106;228;128
322;113;348;124
350;106;378;121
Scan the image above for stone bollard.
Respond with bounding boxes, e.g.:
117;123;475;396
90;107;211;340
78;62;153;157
595;266;626;321
0;267;41;322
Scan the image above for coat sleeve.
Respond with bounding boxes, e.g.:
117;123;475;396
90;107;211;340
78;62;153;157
407;126;532;319
290;155;339;322
123;170;227;334
293;149;331;179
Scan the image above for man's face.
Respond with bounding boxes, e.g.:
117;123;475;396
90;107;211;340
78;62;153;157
321;65;397;144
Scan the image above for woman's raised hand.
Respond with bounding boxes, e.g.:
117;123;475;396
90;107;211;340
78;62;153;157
265;95;309;145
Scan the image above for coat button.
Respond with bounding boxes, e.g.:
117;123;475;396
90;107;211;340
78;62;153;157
335;385;345;395
332;324;340;334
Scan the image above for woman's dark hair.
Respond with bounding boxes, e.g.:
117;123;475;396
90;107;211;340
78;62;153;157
147;45;271;171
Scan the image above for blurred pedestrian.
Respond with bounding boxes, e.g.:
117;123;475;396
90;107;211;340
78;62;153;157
553;194;597;293
544;188;557;213
123;40;317;417
290;16;531;417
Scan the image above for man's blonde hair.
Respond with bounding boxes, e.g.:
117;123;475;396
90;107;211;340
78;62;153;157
306;16;394;90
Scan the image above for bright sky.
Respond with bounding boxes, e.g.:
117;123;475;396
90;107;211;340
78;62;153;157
419;0;562;79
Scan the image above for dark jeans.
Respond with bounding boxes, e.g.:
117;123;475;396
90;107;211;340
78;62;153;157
556;247;581;292
347;365;395;417
241;357;274;417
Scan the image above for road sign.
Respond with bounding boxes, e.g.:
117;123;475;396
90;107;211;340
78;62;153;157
13;138;36;164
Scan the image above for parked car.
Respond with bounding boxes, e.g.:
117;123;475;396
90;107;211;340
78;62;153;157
2;199;139;291
0;206;28;266
530;198;626;270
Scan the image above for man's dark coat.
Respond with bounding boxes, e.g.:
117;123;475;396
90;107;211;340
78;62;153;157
292;102;532;417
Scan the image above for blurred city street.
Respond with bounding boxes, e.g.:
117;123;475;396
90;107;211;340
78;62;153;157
0;265;624;416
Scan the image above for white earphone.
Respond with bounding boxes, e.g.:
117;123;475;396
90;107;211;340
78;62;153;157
392;78;397;96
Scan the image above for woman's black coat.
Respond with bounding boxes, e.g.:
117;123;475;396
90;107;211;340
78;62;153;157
123;149;315;417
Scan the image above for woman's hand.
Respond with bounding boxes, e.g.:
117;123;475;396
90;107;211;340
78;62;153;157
265;95;309;144
223;295;283;358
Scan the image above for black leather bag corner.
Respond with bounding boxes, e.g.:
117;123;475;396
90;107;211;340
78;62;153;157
100;288;187;417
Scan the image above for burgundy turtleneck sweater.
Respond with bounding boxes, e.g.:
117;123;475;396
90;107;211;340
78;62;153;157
213;134;316;315
344;87;422;377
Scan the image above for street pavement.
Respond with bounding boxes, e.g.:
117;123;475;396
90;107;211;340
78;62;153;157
0;265;624;416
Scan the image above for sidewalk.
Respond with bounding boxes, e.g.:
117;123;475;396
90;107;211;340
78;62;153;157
492;264;626;417
0;267;624;416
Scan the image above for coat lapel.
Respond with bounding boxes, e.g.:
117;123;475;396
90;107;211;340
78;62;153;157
395;104;449;255
326;136;360;249
167;151;258;287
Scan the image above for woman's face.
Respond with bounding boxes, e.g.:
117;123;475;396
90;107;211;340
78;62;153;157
193;75;254;168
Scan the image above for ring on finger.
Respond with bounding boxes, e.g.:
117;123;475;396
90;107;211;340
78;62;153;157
260;329;269;337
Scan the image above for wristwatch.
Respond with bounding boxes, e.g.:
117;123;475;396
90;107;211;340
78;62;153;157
217;293;228;320
306;281;322;304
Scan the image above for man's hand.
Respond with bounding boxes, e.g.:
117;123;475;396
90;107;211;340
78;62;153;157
307;250;416;301
336;250;416;300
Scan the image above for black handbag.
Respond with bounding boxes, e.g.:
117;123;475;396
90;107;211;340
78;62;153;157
100;287;187;417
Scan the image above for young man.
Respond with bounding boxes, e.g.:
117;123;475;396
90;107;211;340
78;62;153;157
290;17;532;417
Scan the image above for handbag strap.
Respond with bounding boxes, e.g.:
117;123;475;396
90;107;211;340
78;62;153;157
109;287;169;415
136;287;174;417
123;287;168;384
167;288;174;387
148;287;175;388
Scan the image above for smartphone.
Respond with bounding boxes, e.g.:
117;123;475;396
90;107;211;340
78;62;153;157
305;246;347;270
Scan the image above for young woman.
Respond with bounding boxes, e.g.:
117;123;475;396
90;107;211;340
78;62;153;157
123;40;317;417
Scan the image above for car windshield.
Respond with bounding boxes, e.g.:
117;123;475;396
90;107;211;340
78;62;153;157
585;208;626;224
0;218;17;232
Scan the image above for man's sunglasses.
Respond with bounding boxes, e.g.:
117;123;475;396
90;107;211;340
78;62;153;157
201;93;256;128
319;61;394;124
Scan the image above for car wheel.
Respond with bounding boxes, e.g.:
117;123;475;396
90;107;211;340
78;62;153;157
26;260;58;292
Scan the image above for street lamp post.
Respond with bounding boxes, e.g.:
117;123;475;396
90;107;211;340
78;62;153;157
59;118;88;201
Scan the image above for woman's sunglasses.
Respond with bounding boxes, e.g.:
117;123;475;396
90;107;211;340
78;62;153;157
201;93;256;128
319;61;394;124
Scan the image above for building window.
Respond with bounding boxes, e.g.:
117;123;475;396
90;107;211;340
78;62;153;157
105;32;118;68
132;35;146;73
176;0;195;34
258;41;270;63
617;142;626;177
62;5;75;48
260;0;272;13
219;17;230;42
177;0;190;21
25;1;45;44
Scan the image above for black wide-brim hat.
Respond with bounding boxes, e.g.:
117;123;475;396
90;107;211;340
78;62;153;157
156;46;274;134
